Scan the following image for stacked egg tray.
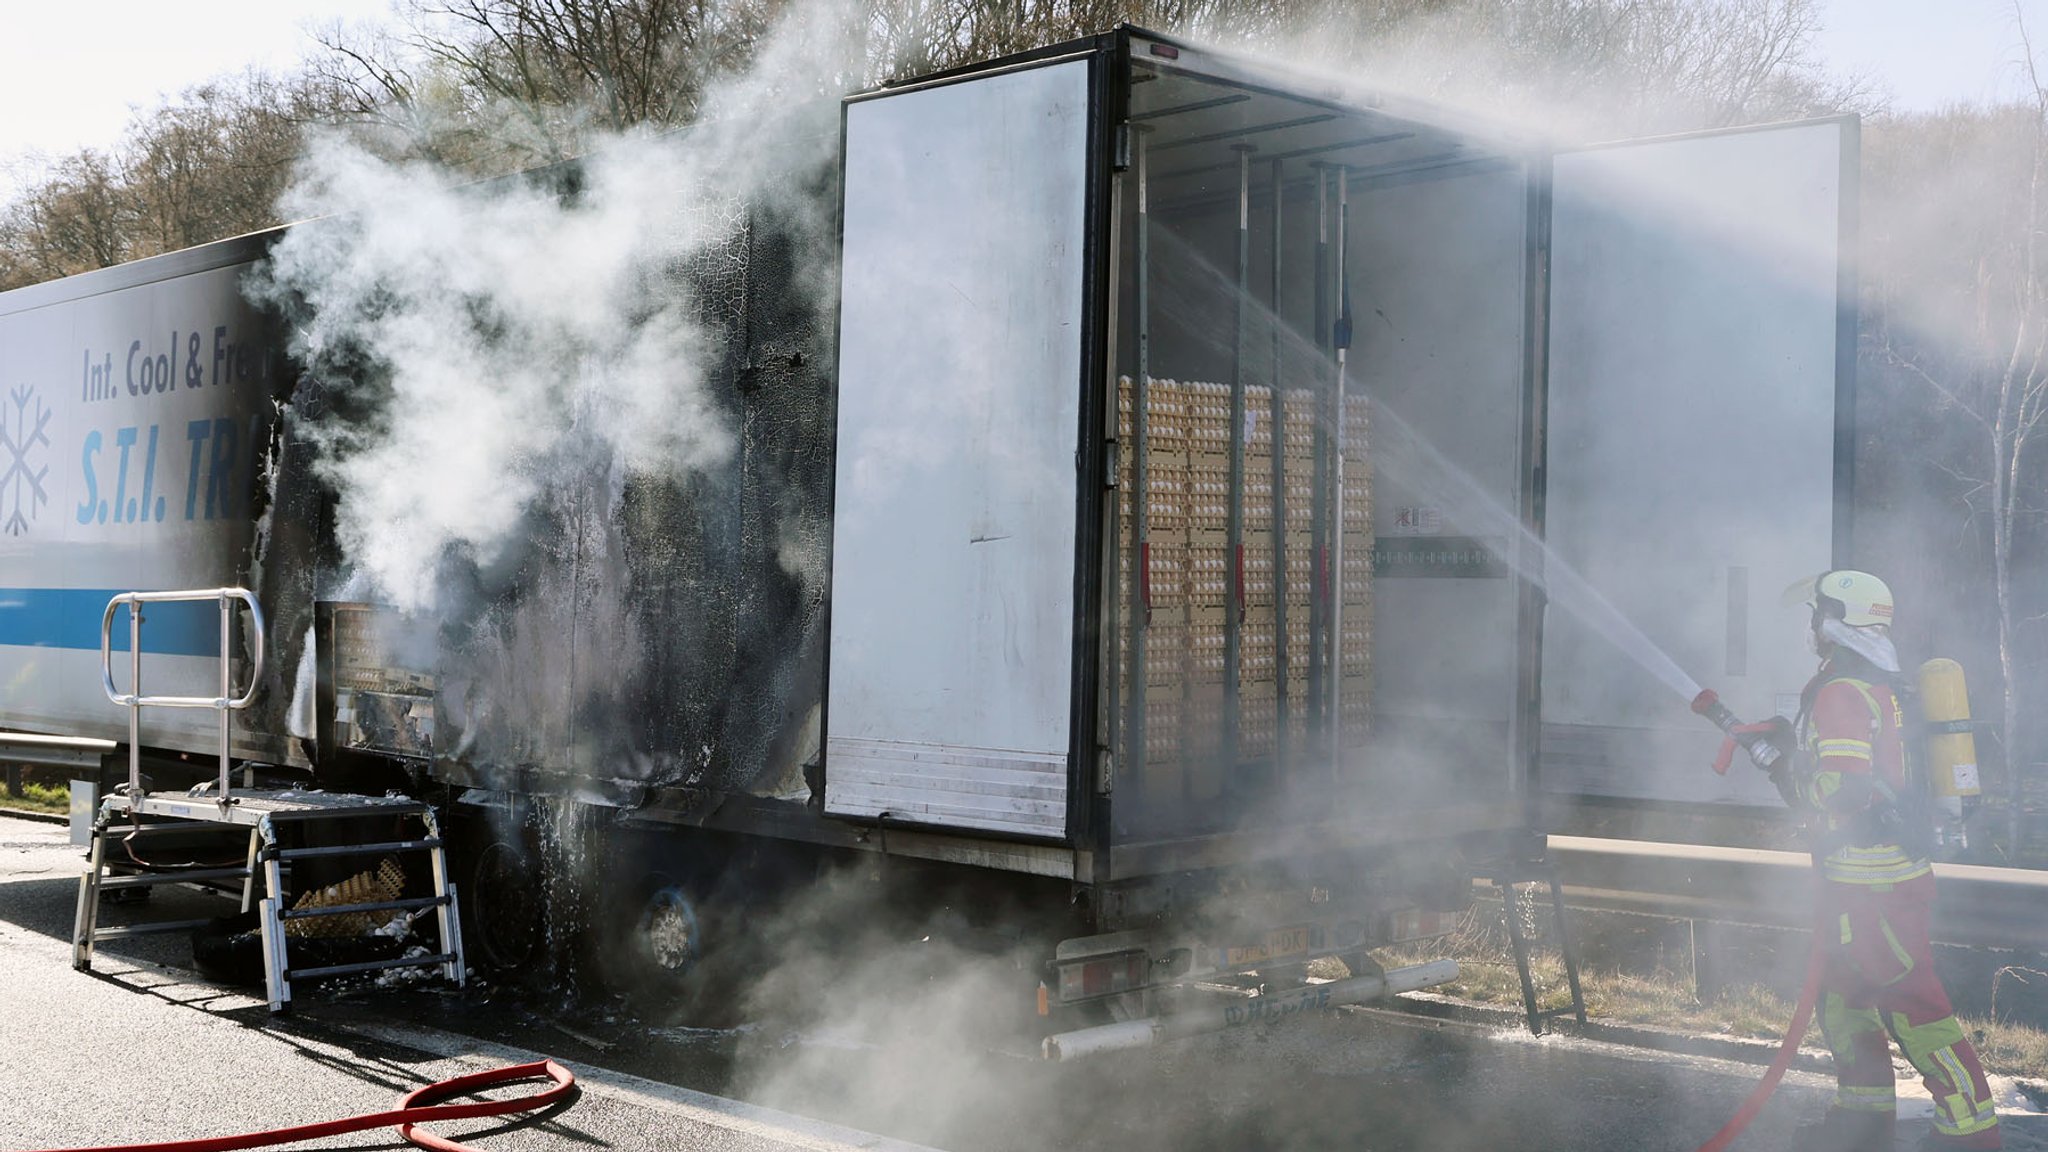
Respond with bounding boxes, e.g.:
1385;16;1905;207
1117;376;1191;781
1114;376;1373;785
1336;392;1372;749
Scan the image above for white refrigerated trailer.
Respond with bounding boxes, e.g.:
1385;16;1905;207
0;26;1855;1038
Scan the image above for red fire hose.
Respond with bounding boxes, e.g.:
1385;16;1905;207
1685;687;1828;1151
1690;938;1825;1152
29;1059;576;1152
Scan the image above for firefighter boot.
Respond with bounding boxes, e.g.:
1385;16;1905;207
1794;1107;1895;1152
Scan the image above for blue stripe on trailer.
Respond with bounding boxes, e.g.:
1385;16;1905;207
0;589;223;656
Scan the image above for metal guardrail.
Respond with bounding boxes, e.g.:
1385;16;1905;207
1547;834;2048;953
0;731;117;772
98;588;266;804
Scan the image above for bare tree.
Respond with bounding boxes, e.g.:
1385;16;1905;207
313;0;787;172
0;72;351;292
125;74;330;252
1292;0;1868;138
0;151;126;290
1866;84;2048;854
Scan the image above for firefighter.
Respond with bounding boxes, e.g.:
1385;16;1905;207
1764;570;2001;1151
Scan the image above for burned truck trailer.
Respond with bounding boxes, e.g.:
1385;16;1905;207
0;28;1855;1030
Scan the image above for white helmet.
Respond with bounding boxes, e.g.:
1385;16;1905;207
1784;569;1898;672
1784;569;1894;627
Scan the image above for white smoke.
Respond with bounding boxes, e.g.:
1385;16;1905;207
255;3;861;612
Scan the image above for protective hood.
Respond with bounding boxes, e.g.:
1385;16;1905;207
1819;616;1900;675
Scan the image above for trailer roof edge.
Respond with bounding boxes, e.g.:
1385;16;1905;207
0;226;288;319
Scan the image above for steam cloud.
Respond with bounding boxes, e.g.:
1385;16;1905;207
254;5;857;613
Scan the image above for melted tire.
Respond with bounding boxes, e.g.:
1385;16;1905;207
468;839;545;976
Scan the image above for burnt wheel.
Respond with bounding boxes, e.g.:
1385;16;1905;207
635;875;702;979
600;868;754;1025
468;839;544;974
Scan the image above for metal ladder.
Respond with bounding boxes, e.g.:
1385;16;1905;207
72;588;466;1011
1488;846;1589;1036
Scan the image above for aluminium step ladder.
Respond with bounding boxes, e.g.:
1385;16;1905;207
71;588;466;1012
1485;840;1588;1036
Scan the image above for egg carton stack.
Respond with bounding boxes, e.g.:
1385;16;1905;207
1335;392;1373;749
1116;376;1373;786
1180;380;1236;792
1180;383;1332;768
1116;376;1191;789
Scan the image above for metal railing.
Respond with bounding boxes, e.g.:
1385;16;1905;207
98;588;266;805
1545;834;2048;952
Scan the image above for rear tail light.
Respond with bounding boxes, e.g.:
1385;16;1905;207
1054;950;1151;1003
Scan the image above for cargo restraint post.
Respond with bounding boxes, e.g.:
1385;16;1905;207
72;588;466;1012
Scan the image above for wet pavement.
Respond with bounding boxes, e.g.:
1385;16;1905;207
0;816;933;1152
3;811;2045;1151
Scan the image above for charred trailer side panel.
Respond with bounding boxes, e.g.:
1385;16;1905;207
292;152;843;814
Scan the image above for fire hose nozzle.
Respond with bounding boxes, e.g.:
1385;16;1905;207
1692;688;1783;773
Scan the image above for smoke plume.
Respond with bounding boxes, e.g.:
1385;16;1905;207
254;4;859;614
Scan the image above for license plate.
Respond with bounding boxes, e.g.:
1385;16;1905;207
1225;925;1313;967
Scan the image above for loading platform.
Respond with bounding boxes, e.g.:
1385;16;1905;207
70;589;465;1012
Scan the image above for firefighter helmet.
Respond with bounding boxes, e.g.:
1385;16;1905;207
1795;570;1894;627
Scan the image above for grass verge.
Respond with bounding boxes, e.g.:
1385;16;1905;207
0;780;71;817
1348;902;2048;1080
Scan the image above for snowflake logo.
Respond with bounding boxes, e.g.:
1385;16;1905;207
1;384;50;536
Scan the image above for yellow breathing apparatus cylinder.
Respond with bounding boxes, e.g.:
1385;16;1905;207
1918;658;1981;800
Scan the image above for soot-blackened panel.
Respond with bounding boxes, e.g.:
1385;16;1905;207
433;180;837;804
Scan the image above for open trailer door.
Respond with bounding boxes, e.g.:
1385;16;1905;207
823;51;1102;841
1538;116;1856;808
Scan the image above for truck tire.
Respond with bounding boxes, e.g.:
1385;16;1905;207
599;868;736;1023
467;839;544;975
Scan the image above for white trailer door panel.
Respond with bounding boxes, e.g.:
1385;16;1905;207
825;60;1091;839
1541;118;1851;805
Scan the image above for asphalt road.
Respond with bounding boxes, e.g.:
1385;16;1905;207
4;811;2046;1152
0;816;936;1152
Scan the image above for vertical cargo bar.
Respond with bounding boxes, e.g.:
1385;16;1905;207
1126;126;1152;802
1307;165;1330;748
1226;145;1253;775
1269;156;1288;777
1100;142;1124;812
1513;156;1555;816
1329;168;1351;764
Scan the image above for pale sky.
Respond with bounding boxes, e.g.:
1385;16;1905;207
1815;0;2048;109
0;0;395;199
0;0;2042;202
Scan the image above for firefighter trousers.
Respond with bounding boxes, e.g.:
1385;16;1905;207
1816;874;2000;1148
